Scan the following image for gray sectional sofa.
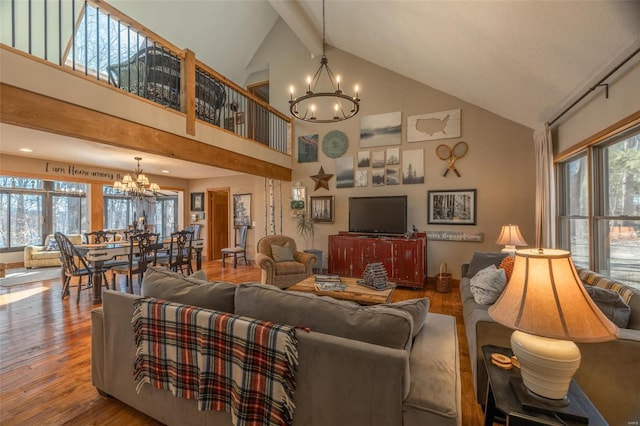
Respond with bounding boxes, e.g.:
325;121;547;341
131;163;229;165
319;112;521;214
460;253;640;426
92;266;462;425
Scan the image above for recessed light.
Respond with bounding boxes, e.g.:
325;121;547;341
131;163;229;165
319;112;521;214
19;148;33;153
161;170;170;174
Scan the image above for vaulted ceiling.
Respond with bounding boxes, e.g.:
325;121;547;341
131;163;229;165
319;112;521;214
3;1;640;179
112;0;640;129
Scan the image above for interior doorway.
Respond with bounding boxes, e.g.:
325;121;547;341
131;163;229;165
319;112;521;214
207;188;229;260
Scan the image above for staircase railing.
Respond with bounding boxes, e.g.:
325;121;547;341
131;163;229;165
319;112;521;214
0;0;291;155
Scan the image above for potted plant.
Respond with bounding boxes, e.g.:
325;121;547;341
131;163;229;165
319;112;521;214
296;212;316;249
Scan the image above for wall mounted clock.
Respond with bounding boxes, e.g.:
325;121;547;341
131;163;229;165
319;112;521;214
322;130;349;158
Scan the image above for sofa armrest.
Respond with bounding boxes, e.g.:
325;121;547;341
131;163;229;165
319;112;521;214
255;253;275;270
91;307;106;392
294;251;317;275
24;245;46;267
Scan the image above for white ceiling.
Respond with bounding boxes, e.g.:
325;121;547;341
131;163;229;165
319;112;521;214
3;0;640;179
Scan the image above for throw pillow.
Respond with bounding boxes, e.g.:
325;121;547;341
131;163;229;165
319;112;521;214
467;252;508;278
470;265;507;305
499;255;515;281
271;242;295;262
584;285;631;329
45;239;59;251
141;266;236;313
386;298;430;337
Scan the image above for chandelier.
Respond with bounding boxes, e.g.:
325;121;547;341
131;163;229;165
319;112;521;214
288;0;360;123
113;157;160;200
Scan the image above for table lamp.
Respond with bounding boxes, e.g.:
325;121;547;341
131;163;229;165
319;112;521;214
495;224;527;255
488;249;618;407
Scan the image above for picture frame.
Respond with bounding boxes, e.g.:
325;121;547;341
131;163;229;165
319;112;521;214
191;192;204;212
428;189;477;225
310;195;334;223
233;193;252;227
235;111;245;125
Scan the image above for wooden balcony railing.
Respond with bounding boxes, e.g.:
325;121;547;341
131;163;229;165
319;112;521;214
1;0;292;155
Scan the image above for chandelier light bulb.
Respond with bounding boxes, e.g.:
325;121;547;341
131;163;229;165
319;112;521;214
290;85;295;100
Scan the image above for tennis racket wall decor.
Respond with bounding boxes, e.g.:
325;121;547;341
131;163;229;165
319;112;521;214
436;141;468;177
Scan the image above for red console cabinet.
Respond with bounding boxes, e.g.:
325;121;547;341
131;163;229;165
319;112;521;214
328;232;426;288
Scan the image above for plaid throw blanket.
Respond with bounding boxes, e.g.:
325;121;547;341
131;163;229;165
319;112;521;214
132;298;298;426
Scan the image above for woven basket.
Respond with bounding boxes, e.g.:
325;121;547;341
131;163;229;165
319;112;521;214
436;263;452;293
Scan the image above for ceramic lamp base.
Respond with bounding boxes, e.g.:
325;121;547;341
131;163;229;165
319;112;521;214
510;330;581;401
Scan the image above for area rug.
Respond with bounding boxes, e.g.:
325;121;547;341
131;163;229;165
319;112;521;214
0;267;62;287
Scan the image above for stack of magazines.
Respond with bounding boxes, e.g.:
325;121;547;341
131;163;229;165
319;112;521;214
314;274;346;292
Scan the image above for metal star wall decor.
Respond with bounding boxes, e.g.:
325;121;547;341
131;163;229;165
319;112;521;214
311;166;333;191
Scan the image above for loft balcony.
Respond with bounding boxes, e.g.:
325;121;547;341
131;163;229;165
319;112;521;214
0;0;292;181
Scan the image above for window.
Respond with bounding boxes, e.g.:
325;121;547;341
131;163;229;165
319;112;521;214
0;177;87;251
558;126;640;288
103;186;178;240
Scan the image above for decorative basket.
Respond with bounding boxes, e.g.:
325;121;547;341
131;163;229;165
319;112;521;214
436;263;452;293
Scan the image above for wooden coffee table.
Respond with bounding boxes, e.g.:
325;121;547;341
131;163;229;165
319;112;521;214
288;275;394;305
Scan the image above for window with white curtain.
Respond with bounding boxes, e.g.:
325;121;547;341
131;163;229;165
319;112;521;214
557;126;640;289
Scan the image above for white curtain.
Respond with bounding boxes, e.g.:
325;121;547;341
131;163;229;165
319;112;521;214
533;123;556;248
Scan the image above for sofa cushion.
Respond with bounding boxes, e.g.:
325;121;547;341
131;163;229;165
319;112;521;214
470;265;507;305
467;252;508;278
386;298;429;337
235;283;413;350
271;242;294;262
141;266;235;313
584;285;631;329
275;261;305;276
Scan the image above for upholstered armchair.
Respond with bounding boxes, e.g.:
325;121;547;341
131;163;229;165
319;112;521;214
255;235;317;289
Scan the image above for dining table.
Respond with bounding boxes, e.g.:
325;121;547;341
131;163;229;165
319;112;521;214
77;239;204;304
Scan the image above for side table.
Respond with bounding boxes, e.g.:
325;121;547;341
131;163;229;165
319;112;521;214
482;345;607;426
303;249;323;273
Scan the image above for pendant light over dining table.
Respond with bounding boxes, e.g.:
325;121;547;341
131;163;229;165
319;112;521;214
288;0;360;123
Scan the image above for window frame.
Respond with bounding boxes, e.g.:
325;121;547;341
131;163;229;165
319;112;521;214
556;123;640;287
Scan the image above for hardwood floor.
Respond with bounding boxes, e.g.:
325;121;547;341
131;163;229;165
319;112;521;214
0;261;485;425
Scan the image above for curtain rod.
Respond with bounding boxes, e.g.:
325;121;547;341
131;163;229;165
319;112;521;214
548;46;640;127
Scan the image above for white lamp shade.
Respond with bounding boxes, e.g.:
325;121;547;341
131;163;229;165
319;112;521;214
495;224;527;246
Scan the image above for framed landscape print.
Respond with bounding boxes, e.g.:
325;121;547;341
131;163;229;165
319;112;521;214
360;111;402;147
298;134;319;163
233;193;252;227
428;189;476;225
191;192;204;211
310;195;334;223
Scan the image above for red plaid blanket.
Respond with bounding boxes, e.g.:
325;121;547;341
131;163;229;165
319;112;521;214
132;298;298;426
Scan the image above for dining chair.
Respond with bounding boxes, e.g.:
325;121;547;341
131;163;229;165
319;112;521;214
110;232;160;294
83;230;117;244
221;225;248;268
158;230;194;275
84;230;127;271
55;232;98;303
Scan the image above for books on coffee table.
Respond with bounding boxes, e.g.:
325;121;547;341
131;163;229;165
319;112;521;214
314;274;346;292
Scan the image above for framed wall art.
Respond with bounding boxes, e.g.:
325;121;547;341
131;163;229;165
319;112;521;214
233;193;252;227
310;195;334;223
191;192;204;211
427;189;476;225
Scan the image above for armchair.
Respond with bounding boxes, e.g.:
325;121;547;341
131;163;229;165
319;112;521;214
255;235;316;289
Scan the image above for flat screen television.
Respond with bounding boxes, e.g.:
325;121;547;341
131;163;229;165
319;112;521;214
349;196;407;235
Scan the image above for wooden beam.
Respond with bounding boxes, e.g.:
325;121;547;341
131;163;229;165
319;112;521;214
182;49;196;136
0;83;291;181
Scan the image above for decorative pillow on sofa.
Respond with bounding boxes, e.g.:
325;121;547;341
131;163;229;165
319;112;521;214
45;239;59;251
499;255;514;281
235;283;413;350
470;265;507;305
141;266;236;313
271;242;295;262
467;252;508;278
385;298;430;337
584;285;631;329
